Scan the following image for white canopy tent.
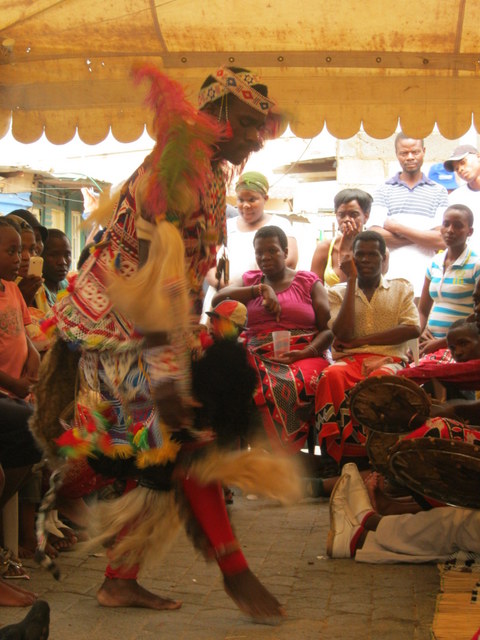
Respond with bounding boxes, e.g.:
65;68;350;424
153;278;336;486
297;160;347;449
0;0;479;143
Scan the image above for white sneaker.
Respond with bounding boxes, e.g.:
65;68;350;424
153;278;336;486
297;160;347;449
326;475;360;558
341;463;374;524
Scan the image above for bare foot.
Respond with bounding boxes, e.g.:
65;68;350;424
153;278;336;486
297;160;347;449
0;599;49;638
0;580;37;607
17;546;34;560
18;541;58;560
96;578;182;610
364;472;421;515
223;568;286;624
2;581;38;597
364;472;382;512
49;532;77;553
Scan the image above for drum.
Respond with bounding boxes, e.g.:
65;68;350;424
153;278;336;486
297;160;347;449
388;437;480;509
365;430;399;475
349;375;431;434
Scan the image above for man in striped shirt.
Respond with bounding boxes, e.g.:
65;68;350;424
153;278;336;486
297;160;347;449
368;133;448;297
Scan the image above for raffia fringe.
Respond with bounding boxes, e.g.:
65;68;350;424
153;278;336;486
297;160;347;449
88;487;181;570
107;220;189;333
81;183;121;230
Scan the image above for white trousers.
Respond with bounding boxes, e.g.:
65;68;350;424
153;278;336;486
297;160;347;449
356;507;480;564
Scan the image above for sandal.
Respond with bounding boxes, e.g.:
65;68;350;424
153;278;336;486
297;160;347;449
45;511;77;551
0;548;30;579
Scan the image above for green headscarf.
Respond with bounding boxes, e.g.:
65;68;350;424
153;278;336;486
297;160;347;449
235;171;269;197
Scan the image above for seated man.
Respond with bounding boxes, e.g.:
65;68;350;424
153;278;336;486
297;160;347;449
315;230;420;464
327;462;479;564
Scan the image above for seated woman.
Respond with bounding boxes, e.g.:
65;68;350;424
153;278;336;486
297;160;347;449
202;171;297;321
212;225;332;453
311;189;374;286
418;205;480;362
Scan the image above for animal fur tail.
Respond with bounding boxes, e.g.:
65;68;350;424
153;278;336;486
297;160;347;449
187;447;304;505
29;339;80;465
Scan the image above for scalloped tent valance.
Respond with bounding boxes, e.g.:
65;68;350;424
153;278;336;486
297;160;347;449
1;0;479;144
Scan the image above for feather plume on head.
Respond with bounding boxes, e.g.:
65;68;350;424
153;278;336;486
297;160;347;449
132;63;225;223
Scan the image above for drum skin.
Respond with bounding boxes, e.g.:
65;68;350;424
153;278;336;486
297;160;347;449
349;375;431;434
389;437;480;509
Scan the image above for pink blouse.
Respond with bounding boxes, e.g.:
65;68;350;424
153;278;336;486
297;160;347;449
242;270;319;335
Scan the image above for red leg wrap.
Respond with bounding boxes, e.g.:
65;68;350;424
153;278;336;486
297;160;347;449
182;477;248;575
105;563;139;580
104;500;139;581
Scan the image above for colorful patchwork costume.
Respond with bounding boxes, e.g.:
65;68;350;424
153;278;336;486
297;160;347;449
31;66;300;618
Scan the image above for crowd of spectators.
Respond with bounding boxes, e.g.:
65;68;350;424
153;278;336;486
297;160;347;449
2;133;480;618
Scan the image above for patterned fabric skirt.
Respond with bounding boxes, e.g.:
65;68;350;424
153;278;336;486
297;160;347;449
246;331;329;453
56;347;171;467
57;458;115;500
314;353;404;463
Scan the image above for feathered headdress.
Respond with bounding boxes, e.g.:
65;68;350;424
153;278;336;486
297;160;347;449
133;64;225;222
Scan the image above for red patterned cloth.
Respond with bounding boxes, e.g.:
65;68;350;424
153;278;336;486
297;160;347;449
315;353;404;462
404;417;480;445
398;358;480;389
57;458;115;500
246;331;329;453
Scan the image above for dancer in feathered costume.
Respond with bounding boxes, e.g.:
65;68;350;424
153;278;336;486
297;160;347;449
30;65;302;622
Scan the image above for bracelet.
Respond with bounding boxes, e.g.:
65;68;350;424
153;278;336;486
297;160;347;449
251;284;262;299
308;344;319;357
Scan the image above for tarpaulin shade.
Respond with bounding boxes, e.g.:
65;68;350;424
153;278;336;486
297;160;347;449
1;0;479;143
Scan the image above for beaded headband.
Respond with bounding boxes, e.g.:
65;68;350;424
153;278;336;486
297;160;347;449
198;67;275;114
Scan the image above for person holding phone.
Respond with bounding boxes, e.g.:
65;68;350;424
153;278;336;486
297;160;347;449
5;214;43;307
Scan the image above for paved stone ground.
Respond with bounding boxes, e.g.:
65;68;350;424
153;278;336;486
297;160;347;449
2;496;439;639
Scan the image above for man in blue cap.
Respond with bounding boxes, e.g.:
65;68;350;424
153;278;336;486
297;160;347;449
428;163;458;194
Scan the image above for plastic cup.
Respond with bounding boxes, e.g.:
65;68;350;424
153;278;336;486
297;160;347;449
272;330;291;356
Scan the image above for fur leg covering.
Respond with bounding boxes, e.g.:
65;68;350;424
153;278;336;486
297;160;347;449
29;339;80;465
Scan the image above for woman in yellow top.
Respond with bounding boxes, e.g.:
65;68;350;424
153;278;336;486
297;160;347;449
311;189;373;286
